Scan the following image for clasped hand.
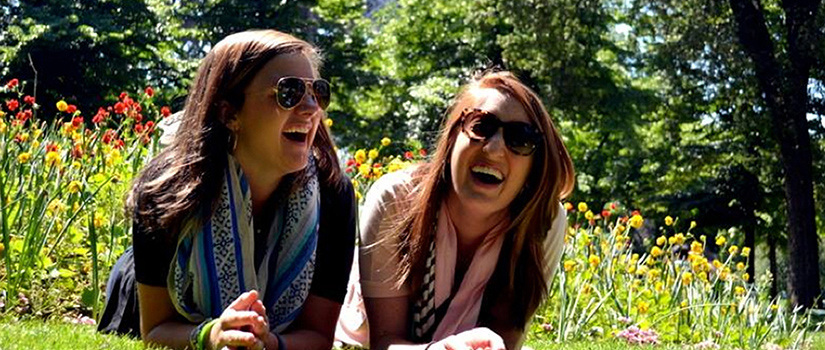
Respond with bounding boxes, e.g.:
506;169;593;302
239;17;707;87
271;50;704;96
207;290;275;350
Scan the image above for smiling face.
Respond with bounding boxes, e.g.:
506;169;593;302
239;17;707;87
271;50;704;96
231;52;323;177
447;88;535;217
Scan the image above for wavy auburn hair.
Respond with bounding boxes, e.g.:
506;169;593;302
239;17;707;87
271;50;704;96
128;30;340;238
395;70;574;328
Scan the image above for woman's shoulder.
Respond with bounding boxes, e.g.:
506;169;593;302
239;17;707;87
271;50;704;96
362;166;418;208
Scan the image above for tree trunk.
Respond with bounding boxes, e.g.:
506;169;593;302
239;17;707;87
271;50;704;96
728;0;822;307
768;233;778;298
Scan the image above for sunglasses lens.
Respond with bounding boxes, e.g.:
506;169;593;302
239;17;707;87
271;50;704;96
276;77;306;109
465;113;499;140
312;80;331;110
503;124;539;155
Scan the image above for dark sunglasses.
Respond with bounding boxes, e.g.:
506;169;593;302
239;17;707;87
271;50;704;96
459;108;542;156
273;76;331;110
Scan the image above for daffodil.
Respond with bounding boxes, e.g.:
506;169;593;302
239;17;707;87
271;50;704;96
324;118;333;127
358;164;370;177
664;216;673;226
381;137;391;146
681;272;693;285
56;100;68;112
45;151;61;167
577;202;588;212
588;254;601;268
656;236;666;246
728;245;738;255
584;210;594;220
563;260;577;272
67;181;82;194
741;246;751;257
650;246;663;258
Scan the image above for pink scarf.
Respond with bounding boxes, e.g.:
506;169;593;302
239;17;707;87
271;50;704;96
432;203;507;339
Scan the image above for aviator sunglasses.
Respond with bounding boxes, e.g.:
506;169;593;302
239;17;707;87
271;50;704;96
459;108;542;156
273;76;331;110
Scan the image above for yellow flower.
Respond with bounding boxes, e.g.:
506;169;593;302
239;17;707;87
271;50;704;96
770;304;778;311
616;225;626;234
675;233;686;245
691;241;703;254
682;272;693;285
354;149;366;163
637;301;650;314
368;148;379;160
358;164;370;177
734;286;746;296
18;132;29;142
564;202;573;211
584;210;594;220
715;236;726;246
324;118;333;127
650;246;663;258
664;216;673;226
56;100;68;112
741;247;751;257
372;167;383;178
45;151;61;167
355;191;362;202
728;245;739;255
680;300;689;308
563;260;577;272
17;152;31;164
712;260;722;269
71;161;81;168
742;272;750;281
629;214;644;229
380;137;391;146
577;202;588;212
46;199;66;215
588;254;601;268
350;179;359;189
668;236;676;245
648;268;661;280
0;119;6;133
594;226;602;235
656;236;666;246
654;281;664;292
736;262;745;271
67;181;82;194
690;221;697;229
93;213;105;229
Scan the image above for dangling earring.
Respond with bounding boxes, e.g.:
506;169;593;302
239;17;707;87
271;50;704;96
227;130;238;152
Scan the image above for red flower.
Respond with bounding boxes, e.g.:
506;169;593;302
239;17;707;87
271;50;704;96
92;113;105;124
23;95;35;105
46;143;59;152
123;97;134;107
102;129;115;144
72;116;84;128
113;102;126;114
6;78;19;89
66;104;77;114
404;151;414;160
134;114;143;123
631;210;640;217
71;144;84;159
145;121;155;134
134;123;144;133
419;148;427;157
345;166;354;173
16;110;32;121
602;210;611;218
373;163;382;168
119;92;128;100
610;202;617;210
346;158;355;166
115;139;125;149
141;135;151;145
144;86;154;97
160;106;171;117
6;99;19;111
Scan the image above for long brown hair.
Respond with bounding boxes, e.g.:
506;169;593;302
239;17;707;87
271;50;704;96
128;30;341;238
395;70;575;327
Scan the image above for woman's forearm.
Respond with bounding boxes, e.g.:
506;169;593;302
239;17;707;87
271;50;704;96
144;320;198;350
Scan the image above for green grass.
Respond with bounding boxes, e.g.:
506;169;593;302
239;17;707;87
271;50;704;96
0;320;822;349
0;320;162;350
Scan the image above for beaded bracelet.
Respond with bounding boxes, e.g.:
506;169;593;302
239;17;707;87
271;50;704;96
197;319;219;350
189;319;212;350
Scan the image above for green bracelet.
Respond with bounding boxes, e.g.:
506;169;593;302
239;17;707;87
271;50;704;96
197;319;219;350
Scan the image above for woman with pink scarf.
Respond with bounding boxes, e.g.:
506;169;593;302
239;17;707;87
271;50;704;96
337;70;575;350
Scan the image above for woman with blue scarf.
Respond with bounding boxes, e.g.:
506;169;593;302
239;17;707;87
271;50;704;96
98;30;356;350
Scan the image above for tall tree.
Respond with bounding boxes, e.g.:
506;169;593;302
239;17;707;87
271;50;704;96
727;0;823;307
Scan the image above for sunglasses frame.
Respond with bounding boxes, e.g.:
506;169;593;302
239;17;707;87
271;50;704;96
458;108;542;156
272;76;331;110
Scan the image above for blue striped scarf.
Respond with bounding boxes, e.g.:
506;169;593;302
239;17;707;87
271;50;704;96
168;154;320;333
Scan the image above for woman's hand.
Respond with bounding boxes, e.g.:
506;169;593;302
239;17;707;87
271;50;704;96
207;290;269;350
430;327;506;350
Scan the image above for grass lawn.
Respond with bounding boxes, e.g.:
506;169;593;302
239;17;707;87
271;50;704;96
0;319;823;349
